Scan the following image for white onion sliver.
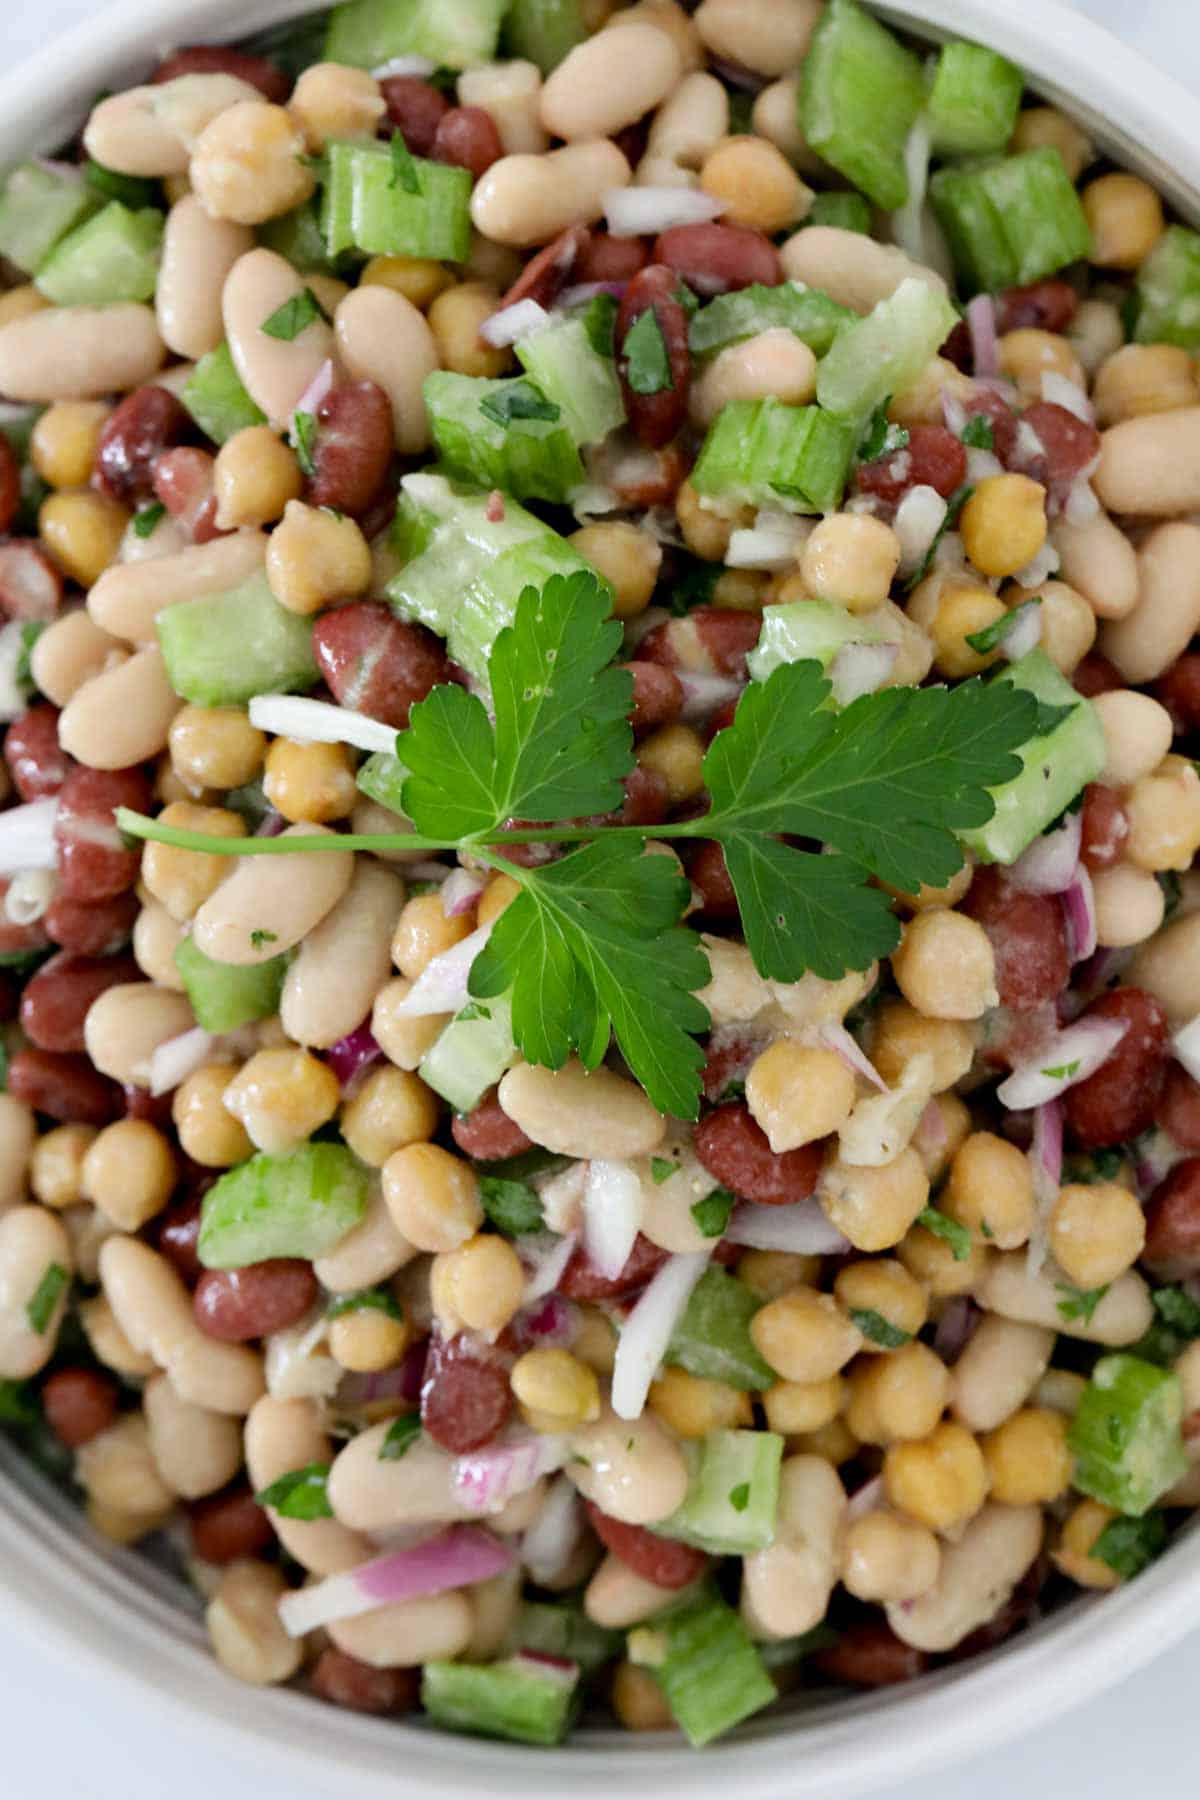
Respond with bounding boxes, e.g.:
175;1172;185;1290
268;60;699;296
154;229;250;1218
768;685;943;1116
149;1027;215;1097
248;694;398;756
818;1021;886;1091
966;293;999;379
440;866;487;919
1027;1096;1064;1276
604;185;725;238
894;484;947;577
611;1251;710;1422
1009;809;1082;895
889;115;932;264
677;671;743;722
726;1200;849;1255
1063;867;1098;965
521;1476;583;1587
396;922;492;1017
371;53;436;77
941;390;968;437
583;1159;644;1280
965;447;1005;485
1041;370;1094;424
4;868;54;926
829;641;898;706
0;797;58;874
726;525;808;572
523;1231;579;1305
479;299;549;348
997;1016;1129;1111
1001;601;1043;662
453;1430;570;1515
538;1164;587;1235
293;357;334;424
1012;537;1060;590
1174;1014;1200;1086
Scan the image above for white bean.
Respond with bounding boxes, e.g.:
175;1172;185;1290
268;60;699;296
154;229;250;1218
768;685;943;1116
1130;910;1200;1026
471;142;632;248
752;77;827;176
498;1059;665;1160
1101;522;1200;684
84;76;261;176
977;1250;1152;1346
781;227;948;315
695;0;822;77
637;71;728;190
465;1567;523;1659
157;195;254;360
334;287;438;455
458;61;548;156
280;860;404;1049
1094;406;1200;516
329;1593;474;1668
99;1236;264;1414
584;1553;687;1628
950;1317;1055;1433
244;1394;372;1575
1093;690;1175;788
58;646;181;769
0;1094;35;1213
690;328;817;427
313;1186;417;1292
62;1204;121;1285
192;823;355;966
741;1455;845;1641
223;249;335;430
206;1559;304;1686
88;530;266;646
1051;510;1140;621
886;1503;1044;1651
327;1420;476;1531
540;25;683;142
76;1411;177;1518
0;1205;72;1379
84;982;195;1087
29;609;127;706
565;1405;688;1524
0;305;165;403
79;1292;158;1378
144;1371;242;1499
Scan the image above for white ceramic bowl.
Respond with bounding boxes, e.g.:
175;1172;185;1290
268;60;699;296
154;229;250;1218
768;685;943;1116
4;1;1200;1793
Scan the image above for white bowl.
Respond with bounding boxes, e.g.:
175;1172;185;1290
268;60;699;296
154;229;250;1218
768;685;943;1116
3;1;1200;1793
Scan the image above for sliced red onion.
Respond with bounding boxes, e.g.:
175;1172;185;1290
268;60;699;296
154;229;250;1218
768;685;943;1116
818;1020;886;1090
479;299;549;348
441;866;487;919
453;1429;570;1516
32;157;81;181
1041;370;1094;424
611;1250;710;1421
677;671;744;721
371;53;436;77
1027;1095;1063;1275
1062;866;1098;964
396;922;492;1017
248;693;398;756
557;281;626;310
846;1475;884;1521
913;1098;949;1160
278;1526;515;1638
148;1027;215;1097
829;641;898;706
508;1293;577;1352
1009;810;1082;895
520;1475;583;1587
726;1199;849;1255
966;293;999;379
996;1015;1129;1111
326;1021;383;1090
1172;1013;1200;1086
1001;600;1044;662
510;1651;579;1686
583;1159;644;1280
293;357;334;424
604;186;726;238
4;868;55;926
1134;1127;1184;1200
0;797;58;874
933;1297;981;1364
255;808;287;838
522;1231;579;1305
894;484;947;578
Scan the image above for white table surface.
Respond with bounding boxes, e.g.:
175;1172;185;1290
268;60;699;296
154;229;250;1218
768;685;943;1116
2;0;1197;1794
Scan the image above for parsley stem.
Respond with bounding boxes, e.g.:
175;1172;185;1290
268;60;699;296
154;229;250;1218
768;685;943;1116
115;809;708;859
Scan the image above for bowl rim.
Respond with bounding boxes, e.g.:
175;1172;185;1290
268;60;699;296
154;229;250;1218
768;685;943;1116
4;0;1200;1793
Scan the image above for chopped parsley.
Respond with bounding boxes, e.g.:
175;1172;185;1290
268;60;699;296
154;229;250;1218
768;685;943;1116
479;1175;544;1237
728;1482;751;1513
292;410;318;477
132;501;166;540
26;1263;67;1335
622;305;674;395
581;292;618;359
14;621;44;699
1092;1511;1168;1580
478;381;562;429
1041;1058;1082;1081
0;1379;38;1428
457;1001;493;1023
849;1308;912;1348
965;598;1042;657
1062;1148;1126;1186
389;131;421;194
690;1186;735;1239
377;1413;422;1462
668;560;722;617
249;928;278;950
1056;1281;1110;1324
917;1206;972;1262
650;1156;677;1185
260;287;325;341
857;397;909;463
1152;1286;1200;1338
961;414;995;450
905;483;974;591
256;1461;334;1519
326;1286;404;1322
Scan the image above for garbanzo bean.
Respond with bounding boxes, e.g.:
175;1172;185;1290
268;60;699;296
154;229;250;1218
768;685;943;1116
266;500;373;616
263;739;358;825
981;1407;1071;1506
213;426;303;529
568;522;662;619
883;1420;989;1533
382;1143;482;1253
890;909;997;1020
699;135;811;234
749;1285;864;1384
1082;172;1165;269
1049;1181;1147;1287
31;401;110;488
960;474;1048;579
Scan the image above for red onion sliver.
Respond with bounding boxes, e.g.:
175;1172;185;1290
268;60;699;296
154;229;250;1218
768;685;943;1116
453;1429;570;1515
966;293;999;378
278;1526;514;1637
726;1200;849;1255
611;1251;709;1422
997;1015;1129;1110
818;1021;886;1091
254;808;287;838
707;55;769;94
846;1475;885;1520
1009;810;1081;895
294;358;334;423
932;1297;980;1365
326;1021;383;1089
1062;866;1098;964
440;866;487;919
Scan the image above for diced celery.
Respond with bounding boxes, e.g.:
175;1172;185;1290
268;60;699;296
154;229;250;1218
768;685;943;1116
174;936;288;1034
691;399;856;513
0;162;101;275
34;202;163;306
1068;1353;1187;1516
421;1655;580;1746
645;1586;776;1747
1134;226;1200;349
816;277;959;422
157;570;319;707
182;343;267;445
502;0;587;73
83;160;160;211
689;282;854;360
927;42;1024;157
806;191;872;234
326;0;508;71
356;751;410;815
509;1600;621;1673
747;598;885;682
424;371;585;503
666;1266;774;1391
960;649;1105;865
800;0;926;212
930;148;1093;293
258;199;334;274
657;1429;784;1556
516;315;625;445
322;140;472;262
419;994;517;1113
199;1143;370;1267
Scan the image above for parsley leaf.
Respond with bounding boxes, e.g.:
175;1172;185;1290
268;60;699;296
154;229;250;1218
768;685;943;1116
292;410;317;477
378;1413;422;1462
478;381;562;429
26;1263;67;1335
728;1482;751;1512
966;599;1042;657
1092;1511;1167;1580
1042;1059;1082;1080
133;501;166;540
850;1308;912;1348
1056;1281;1110;1324
581;292;618;358
622;306;673;395
857;398;909;463
1153;1286;1200;1338
479;1175;545;1236
650;1157;677;1185
326;1287;403;1322
961;415;994;450
15;621;44;698
918;1206;972;1261
261;287;325;341
389;131;421;194
256;1461;334;1519
691;1186;735;1238
1062;1148;1126;1186
905;483;974;591
0;1379;38;1428
668;561;721;617
249;928;278;950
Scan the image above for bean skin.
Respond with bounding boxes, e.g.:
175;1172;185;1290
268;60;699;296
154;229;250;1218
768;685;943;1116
8;1047;121;1125
962;868;1068;1012
431;107;504;179
1074;652;1125;700
41;1368;119;1448
996;280;1079;334
1062;987;1169;1149
577;232;649;284
450;1089;533;1163
653;223;783;294
616;265;691;449
4;704;70;802
688;839;739;919
1155;653;1200;736
307;382;394;519
814;1620;929;1688
20;951;140;1055
1157;1062;1200;1151
559;1232;669;1301
1079;784;1129;870
0;437;19;535
193;1261;319;1342
586;1501;707;1589
311;603;448;728
379;77;450;154
623;660;684;738
44;891;139;956
94;386;190;505
1145;1159;1200;1281
694;1102;825;1204
189;1483;275;1564
310;1648;420;1715
54;766;152;901
156;1196;205;1287
420;1332;513;1453
497;225;588;313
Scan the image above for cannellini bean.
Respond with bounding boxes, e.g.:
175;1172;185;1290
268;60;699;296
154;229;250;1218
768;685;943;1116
0;1095;35;1214
329;1593;474;1668
206;1559;304;1686
313;1186;418;1292
584;1553;688;1628
741;1455;845;1641
471;141;632;248
459;60;548;156
99;1236;264;1414
280;861;404;1049
1129;911;1200;1026
886;1504;1043;1651
334;286;438;454
498;1060;665;1160
63;1205;121;1285
192;824;355;966
84;75;261;176
157;195;254;359
1094;407;1200;516
244;1395;373;1575
752;76;827;176
30;609;127;706
84;983;195;1087
690;328;817;427
565;1405;689;1524
1101;522;1200;684
223;249;335;430
144;1371;242;1499
638;71;728;188
76;1411;176;1519
1093;690;1175;788
80;1292;158;1378
977;1251;1152;1345
58;646;181;769
327;1419;476;1532
0;305;164;402
89;531;266;646
695;0;822;77
780;228;948;314
540;25;683;142
466;1567;524;1659
1051;511;1139;622
950;1317;1055;1433
0;1205;73;1379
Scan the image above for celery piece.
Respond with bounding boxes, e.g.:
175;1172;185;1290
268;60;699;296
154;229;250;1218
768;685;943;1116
800;0;926;212
516;315;626;445
960;649;1105;864
183;343;267;445
509;1600;621;1673
326;0;507;72
1068;1353;1188;1516
656;1429;784;1555
691;399;856;514
648;1586;776;1747
34;202;163;306
689;282;854;360
503;0;587;73
356;751;410;816
424;371;585;503
930;148;1093;293
174;936;288;1033
157;570;319;707
747;598;886;682
84;160;160;211
199;1143;370;1267
806;191;872;234
258;199;334;274
666;1266;774;1391
419;994;517;1113
322;139;472;262
927;42;1024;157
421;1655;580;1746
1134;226;1200;349
817;277;959;422
0;162;101;275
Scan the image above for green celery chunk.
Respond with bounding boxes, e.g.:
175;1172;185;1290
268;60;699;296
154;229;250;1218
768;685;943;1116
645;1586;776;1747
502;0;587;72
1134;226;1200;348
421;1655;580;1746
174;936;288;1033
960;649;1105;864
424;371;585;503
322;140;472;261
806;191;872;234
420;995;517;1113
508;1600;621;1672
183;344;267;445
666;1266;774;1390
747;598;888;682
199;1143;370;1267
930;148;1092;293
656;1428;784;1555
0;162;101;274
800;0;926;212
34;202;163;306
356;751;409;815
689;282;854;360
691;399;856;513
157;569;319;707
1068;1353;1187;1516
817;277;959;421
258;200;334;273
516;315;625;445
326;0;508;70
83;159;160;211
927;42;1024;157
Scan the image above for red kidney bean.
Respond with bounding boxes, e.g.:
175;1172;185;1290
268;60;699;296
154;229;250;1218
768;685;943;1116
431;106;503;178
1010;401;1100;508
706;695;739;742
0;542;64;622
311;602;448;728
498;225;588;314
1062;986;1169;1149
623;660;683;738
616;764;669;827
420;1332;512;1453
814;1620;929;1688
609;440;689;511
41;1368;119;1448
307;382;394;519
20;950;139;1054
653;223;783;295
311;1648;420;1715
694;1101;825;1205
8;1047;121;1124
156;1195;205;1286
1074;652;1124;701
689;839;738;919
616;265;691;449
559;1232;669;1302
54;765;152;901
0;436;19;536
0;884;50;958
1143;1157;1200;1281
1157;1061;1200;1150
0;971;18;1023
1079;784;1129;871
189;1484;275;1564
1155;653;1200;736
379;76;449;154
152;447;223;543
996;280;1079;335
151;45;289;102
585;1501;708;1589
963;389;1021;465
4;703;70;801
639;608;761;679
941;319;972;374
124;1083;176;1130
576;233;649;285
95;386;190;505
44;890;138;956
450;1087;533;1162
193;1261;318;1343
701;1030;758;1103
854;424;967;509
962;867;1068;1012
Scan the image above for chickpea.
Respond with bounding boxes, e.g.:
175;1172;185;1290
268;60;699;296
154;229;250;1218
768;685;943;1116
572;1304;618;1376
141;802;247;921
431;1232;527;1338
392;893;473;980
477;874;521;928
1010;106;1094;182
567;521;662;619
1124;755;1200;872
960;475;1048;580
883;1420;989;1533
912;1091;972;1182
382;1142;482;1252
737;1250;821;1300
790;1416;859;1466
833;1259;928;1351
289;62;385;150
1054;1498;1121;1590
360;254;453;310
699;135;811;234
511;1347;602;1430
213;427;303;530
801;513;900;613
869;1000;976;1092
981;1406;1071;1506
711;568;768;612
1049;1181;1146;1288
891;356;974;429
890;909;997;1021
1083;172;1165;270
926;581;1007;678
898;1216;989;1300
1005;578;1095;676
328;1305;410;1374
428;282;513;378
81;1119;176;1231
30;400;110;489
339;1066;439;1167
845;1339;950;1445
745;1041;856;1153
190;101;315;225
266;499;373;616
170;706;266;792
841;1510;941;1604
675;479;753;562
263;739;358;824
0;285;49;328
998;329;1086;405
943;1132;1035;1251
637;723;705;804
885;863;974;916
762;1374;843;1436
648;1364;753;1438
1092;863;1165;950
1093;343;1200;428
31;1123;97;1211
172;1063;254;1168
612;1660;674;1733
371;975;449;1071
39;489;129;586
223;1047;341;1154
749;1285;863;1384
691;331;817;430
820;1148;930;1254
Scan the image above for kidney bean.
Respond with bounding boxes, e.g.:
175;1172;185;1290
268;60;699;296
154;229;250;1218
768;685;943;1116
585;1501;708;1589
1011;401;1100;508
189;1484;275;1564
815;1619;929;1688
941;320;972;374
0;436;18;536
962;867;1068;1012
1143;1158;1200;1280
610;441;690;511
8;1047;120;1124
694;1101;824;1205
616;265;691;449
450;1087;533;1162
20;950;139;1054
95;386;190;505
152;447;222;544
307;382;394;519
420;1332;513;1453
653;223;783;295
4;704;70;802
379;76;450;154
311;1648;420;1715
431;106;503;179
1074;652;1124;700
0;542;64;623
311;602;448;728
963;389;1020;465
0;885;50;957
54;765;152;901
855;424;967;509
44;890;138;956
498;225;588;314
1157;1062;1200;1150
155;1195;205;1286
640;608;761;678
0;971;18;1023
689;840;739;920
576;233;649;285
193;1260;319;1343
124;1084;176;1130
1063;987;1170;1149
41;1367;119;1448
996;280;1079;335
616;764;668;828
623;660;683;738
1155;653;1200;736
701;1031;758;1103
559;1232;669;1302
151;45;289;102
1079;784;1129;871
